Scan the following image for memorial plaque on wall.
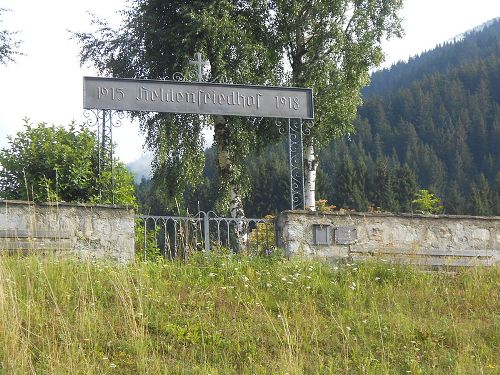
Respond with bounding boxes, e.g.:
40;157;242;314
312;224;331;245
334;226;357;245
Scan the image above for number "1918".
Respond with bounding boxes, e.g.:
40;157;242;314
275;96;300;110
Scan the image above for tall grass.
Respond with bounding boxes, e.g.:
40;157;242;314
0;254;498;374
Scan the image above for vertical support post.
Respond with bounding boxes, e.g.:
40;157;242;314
143;219;147;262
203;212;210;254
96;110;103;199
288;118;305;210
89;109;122;204
109;111;115;204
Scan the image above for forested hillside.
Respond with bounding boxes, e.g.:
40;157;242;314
136;19;500;217
320;18;500;216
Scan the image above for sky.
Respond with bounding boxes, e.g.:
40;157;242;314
1;0;500;165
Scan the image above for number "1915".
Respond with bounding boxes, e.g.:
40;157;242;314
97;87;124;100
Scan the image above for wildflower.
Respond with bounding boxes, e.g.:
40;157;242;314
350;282;356;290
266;282;272;287
306;286;311;290
110;363;117;368
281;277;287;281
362;319;368;324
208;272;216;277
242;275;249;282
375;277;381;281
346;326;352;331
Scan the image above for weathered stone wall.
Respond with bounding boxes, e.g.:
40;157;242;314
277;211;500;266
0;200;135;263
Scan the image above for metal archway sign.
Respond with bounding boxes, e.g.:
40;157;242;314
84;76;313;120
83;67;314;210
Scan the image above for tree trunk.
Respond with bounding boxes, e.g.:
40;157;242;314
304;143;318;211
213;116;248;251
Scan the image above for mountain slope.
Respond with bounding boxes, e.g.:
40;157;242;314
364;18;500;97
319;18;500;215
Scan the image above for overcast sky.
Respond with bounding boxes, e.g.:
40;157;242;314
1;0;499;164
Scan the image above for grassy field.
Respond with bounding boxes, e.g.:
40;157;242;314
0;254;498;374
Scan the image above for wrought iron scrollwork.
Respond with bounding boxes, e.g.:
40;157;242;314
172;72;186;81
275;118;288;135
302;119;314;136
288;118;305;210
83;109;127;204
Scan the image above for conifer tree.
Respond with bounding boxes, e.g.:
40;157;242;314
469;174;492;216
491;172;500;216
393;164;418;213
373;158;398;212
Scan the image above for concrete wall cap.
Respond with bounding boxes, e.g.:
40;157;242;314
279;210;500;221
1;199;135;211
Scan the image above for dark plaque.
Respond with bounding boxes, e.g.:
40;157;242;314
334;226;357;245
313;224;331;245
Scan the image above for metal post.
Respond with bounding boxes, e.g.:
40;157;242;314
288;118;305;210
143;219;147;262
109;111;115;204
203;212;210;254
288;119;294;209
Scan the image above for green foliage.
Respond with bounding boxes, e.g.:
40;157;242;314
74;1;404;212
310;20;500;216
0;8;22;65
412;189;444;215
74;0;281;212
134;219;162;261
469;174;493;216
272;0;404;149
1;256;498;373
0;121;136;205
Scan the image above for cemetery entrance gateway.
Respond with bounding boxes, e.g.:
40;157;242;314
83;78;313;209
83;56;314;255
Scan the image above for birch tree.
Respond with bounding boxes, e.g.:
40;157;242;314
271;0;403;210
74;0;281;224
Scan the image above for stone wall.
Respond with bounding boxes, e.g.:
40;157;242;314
0;200;135;263
276;210;500;266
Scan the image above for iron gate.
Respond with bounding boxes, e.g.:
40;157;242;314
135;211;276;260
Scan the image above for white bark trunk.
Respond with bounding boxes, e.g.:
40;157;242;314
304;144;318;211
